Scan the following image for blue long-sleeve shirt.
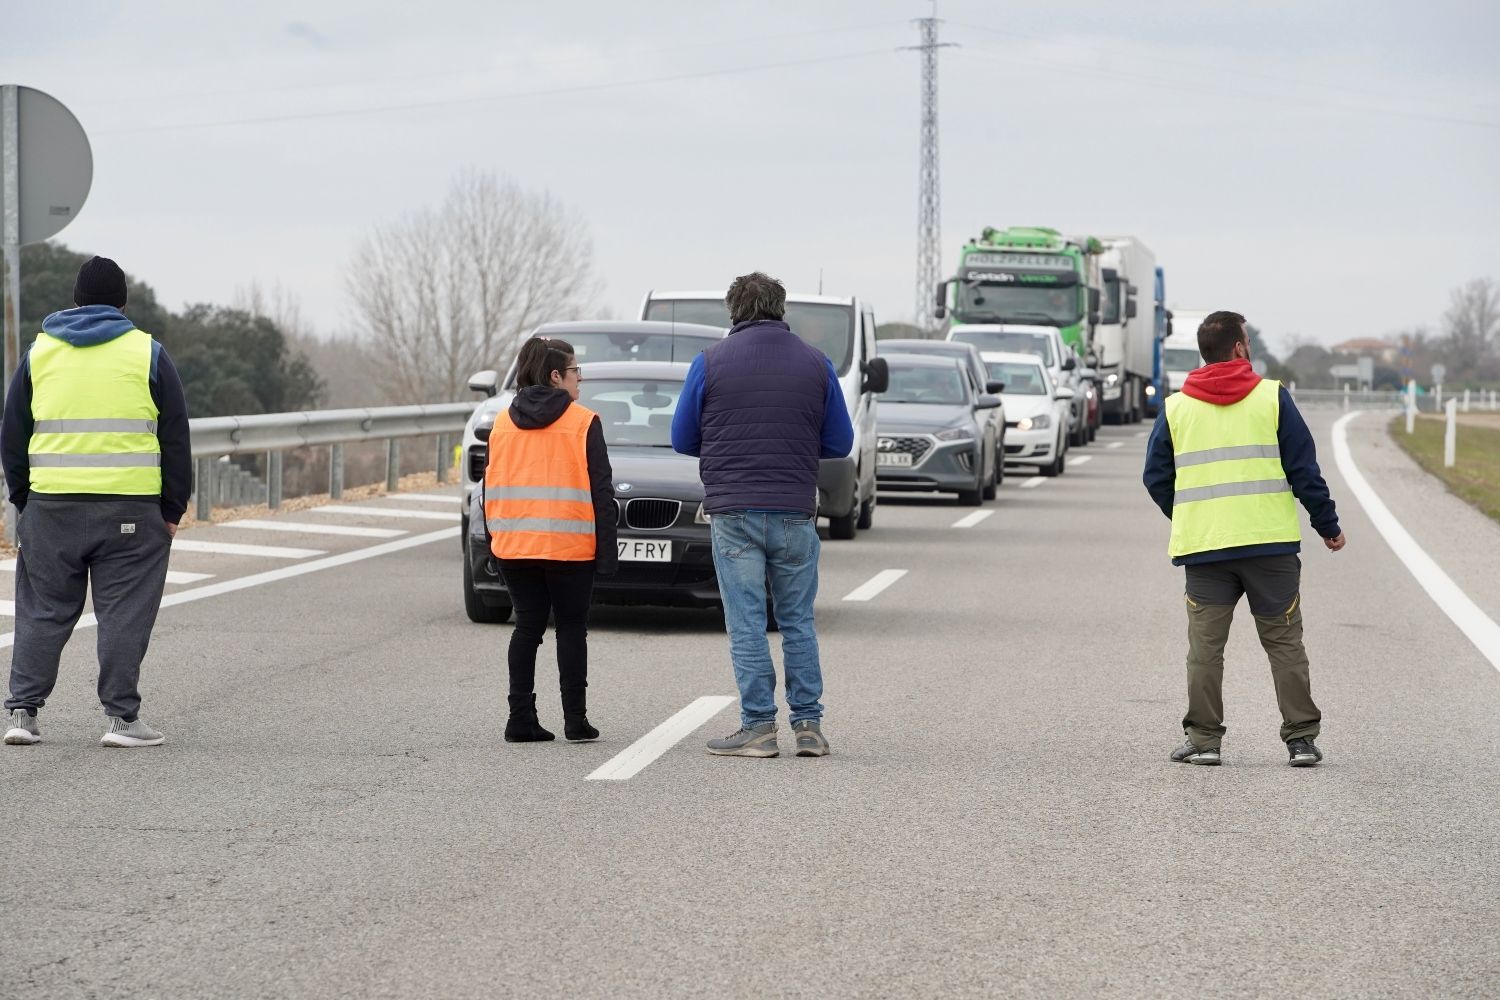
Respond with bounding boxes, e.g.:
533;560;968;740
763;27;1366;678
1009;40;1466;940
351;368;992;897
1142;386;1340;565
670;352;853;459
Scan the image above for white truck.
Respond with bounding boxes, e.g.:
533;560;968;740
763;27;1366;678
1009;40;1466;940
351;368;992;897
1156;308;1209;399
639;291;889;539
1089;236;1158;424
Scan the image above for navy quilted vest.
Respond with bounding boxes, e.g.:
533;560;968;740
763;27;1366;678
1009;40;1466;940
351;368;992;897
699;320;828;516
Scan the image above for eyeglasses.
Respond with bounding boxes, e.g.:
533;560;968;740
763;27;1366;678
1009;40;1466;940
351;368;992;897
563;366;581;375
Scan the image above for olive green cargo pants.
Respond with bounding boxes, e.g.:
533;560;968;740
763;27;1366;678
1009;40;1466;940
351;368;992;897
1182;554;1321;750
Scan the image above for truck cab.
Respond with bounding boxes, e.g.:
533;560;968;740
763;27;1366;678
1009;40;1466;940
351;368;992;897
639;290;889;539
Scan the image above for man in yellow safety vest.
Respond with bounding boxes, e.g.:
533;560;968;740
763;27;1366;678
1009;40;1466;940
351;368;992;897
1143;311;1345;768
2;256;192;749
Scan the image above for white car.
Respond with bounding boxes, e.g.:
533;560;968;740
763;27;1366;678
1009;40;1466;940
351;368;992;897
949;325;1088;446
980;351;1074;477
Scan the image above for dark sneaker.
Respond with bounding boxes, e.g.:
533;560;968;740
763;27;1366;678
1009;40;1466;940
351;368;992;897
792;720;829;757
101;717;166;748
1287;738;1323;767
4;709;40;746
707;722;778;758
1170;739;1221;765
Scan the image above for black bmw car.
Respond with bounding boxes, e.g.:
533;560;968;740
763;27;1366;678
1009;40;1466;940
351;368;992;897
464;361;718;621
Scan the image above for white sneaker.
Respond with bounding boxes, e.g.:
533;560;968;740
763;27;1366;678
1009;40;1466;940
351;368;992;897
4;708;40;745
101;716;166;748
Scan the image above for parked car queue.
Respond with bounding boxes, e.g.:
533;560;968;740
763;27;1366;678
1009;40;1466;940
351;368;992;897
460;312;1087;624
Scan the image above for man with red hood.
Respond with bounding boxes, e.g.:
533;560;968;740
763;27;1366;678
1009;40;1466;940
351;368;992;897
1143;311;1345;768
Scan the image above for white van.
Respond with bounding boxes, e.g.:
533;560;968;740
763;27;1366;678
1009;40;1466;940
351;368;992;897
639;291;889;539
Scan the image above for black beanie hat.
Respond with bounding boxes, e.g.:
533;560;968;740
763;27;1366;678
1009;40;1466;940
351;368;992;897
73;256;128;309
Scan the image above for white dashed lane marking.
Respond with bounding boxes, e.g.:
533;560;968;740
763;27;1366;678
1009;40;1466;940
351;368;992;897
1070;456;1092;466
381;493;462;504
224;519;407;539
1019;477;1046;489
843;569;908;602
586;696;737;781
0;559;213;586
1107;442;1125;450
952;510;995;529
309;505;460;522
171;539;326;559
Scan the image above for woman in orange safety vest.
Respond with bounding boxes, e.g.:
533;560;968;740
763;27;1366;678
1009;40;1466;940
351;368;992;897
485;336;616;742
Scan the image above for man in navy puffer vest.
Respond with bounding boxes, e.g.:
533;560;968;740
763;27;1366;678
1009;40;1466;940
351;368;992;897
672;272;853;758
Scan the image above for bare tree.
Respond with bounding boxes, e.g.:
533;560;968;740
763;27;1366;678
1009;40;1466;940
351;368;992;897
1442;277;1500;373
346;171;601;402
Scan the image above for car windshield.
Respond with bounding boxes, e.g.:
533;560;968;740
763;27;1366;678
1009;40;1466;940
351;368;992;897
579;379;684;448
955;282;1080;326
950;330;1057;368
985;362;1048;395
881;365;967;405
1164;348;1204;370
505;332;716;388
644;299;855;375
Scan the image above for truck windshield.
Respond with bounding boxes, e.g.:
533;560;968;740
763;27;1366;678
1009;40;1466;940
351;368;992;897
950;330;1056;368
644;299;855;375
881;365;967;405
955;282;1080;326
579;379;685;448
1163;348;1204;371
1101;276;1121;324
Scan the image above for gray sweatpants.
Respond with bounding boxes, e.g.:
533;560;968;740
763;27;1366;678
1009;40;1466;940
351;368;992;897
5;498;172;720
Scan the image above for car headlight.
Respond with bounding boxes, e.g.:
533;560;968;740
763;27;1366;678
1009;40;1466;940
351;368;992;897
1016;414;1051;431
695;502;710;524
933;425;975;442
1145;384;1157;397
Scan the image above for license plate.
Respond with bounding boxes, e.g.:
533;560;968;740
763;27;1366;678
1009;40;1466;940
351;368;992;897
618;539;672;562
878;452;914;467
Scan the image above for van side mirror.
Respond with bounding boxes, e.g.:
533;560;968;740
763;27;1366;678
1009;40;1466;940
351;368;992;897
1055;386;1076;401
1062;355;1078;371
985;379;1005;394
468;370;499;397
1089;311;1101;326
862;357;890;394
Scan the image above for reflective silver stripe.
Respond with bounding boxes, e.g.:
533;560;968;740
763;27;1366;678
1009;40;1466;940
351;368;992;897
486;517;593;535
484;486;591;503
27;453;162;468
33;419;158;435
1174;444;1281;468
1174;478;1290;505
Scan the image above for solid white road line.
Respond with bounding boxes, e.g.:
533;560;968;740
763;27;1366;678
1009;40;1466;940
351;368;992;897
0;528;458;649
952;510;995;529
224;519;407;539
0;559;212;585
380;493;462;503
171;539;326;559
1019;476;1046;489
310;505;460;522
1333;412;1500;672
1070;455;1093;466
843;569;908;602
586;696;737;781
1106;441;1124;450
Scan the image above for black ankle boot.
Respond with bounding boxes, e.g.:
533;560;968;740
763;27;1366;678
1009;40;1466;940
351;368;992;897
561;688;598;742
504;693;554;743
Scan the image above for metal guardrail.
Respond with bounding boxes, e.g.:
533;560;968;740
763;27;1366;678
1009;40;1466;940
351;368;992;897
1287;387;1500;413
190;402;476;520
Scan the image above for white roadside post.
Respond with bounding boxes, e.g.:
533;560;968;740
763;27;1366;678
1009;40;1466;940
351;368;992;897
1342;384;1350;412
1444;399;1457;468
1435;383;1443;411
1462;388;1471;412
1405;380;1416;434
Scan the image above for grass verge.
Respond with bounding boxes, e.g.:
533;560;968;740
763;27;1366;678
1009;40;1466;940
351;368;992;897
1388;415;1500;524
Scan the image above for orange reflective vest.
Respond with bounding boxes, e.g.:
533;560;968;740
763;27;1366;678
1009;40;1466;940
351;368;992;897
485;402;598;561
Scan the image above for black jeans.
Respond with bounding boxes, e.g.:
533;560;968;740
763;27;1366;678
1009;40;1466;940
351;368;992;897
498;559;594;714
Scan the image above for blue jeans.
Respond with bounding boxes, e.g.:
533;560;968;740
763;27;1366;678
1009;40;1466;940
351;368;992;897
710;510;824;728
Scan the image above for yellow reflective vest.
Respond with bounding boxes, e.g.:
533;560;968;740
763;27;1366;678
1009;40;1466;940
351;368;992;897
27;329;163;496
1164;379;1300;558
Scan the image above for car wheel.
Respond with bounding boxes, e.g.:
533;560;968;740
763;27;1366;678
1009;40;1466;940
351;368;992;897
828;501;857;540
463;553;512;624
856;491;875;530
1042;432;1066;477
982;456;998;500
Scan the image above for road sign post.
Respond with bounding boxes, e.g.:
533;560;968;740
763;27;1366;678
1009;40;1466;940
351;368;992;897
1406;380;1416;434
1444;399;1457;468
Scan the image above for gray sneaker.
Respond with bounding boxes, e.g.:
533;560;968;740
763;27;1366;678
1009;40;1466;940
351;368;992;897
793;720;829;757
707;722;778;758
101;717;166;748
4;709;40;746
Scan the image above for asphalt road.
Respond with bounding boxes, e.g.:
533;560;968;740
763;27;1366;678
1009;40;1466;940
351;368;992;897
2;410;1497;999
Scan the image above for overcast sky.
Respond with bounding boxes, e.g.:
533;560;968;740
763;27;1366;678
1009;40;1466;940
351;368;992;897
5;0;1498;358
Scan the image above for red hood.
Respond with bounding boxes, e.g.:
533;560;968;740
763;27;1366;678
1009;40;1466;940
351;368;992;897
1181;358;1261;405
